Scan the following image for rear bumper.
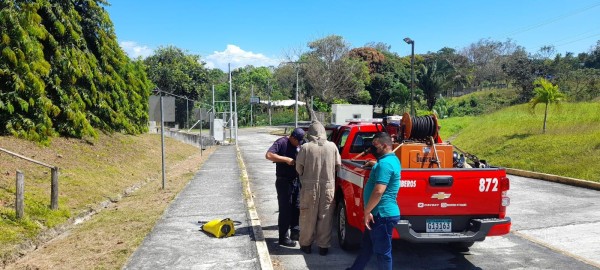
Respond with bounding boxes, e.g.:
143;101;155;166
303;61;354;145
394;217;511;243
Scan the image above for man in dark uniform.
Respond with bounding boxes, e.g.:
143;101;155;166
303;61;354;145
265;128;305;247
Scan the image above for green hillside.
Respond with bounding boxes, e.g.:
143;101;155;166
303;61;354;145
439;102;600;182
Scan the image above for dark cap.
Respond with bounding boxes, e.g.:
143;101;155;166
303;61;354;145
291;128;305;141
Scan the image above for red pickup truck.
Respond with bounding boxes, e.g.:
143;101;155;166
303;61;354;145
327;115;511;250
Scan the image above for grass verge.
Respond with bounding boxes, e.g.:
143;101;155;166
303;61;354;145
0;133;214;268
439;102;600;182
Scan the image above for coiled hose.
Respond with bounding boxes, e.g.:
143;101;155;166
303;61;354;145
400;113;439;141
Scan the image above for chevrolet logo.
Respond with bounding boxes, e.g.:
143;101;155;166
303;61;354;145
431;192;451;200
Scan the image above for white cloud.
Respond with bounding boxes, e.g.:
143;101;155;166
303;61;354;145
120;41;154;59
204;45;281;71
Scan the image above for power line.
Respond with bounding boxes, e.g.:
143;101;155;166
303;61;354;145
552;28;598;44
530;29;600;51
503;1;600;38
556;32;600;48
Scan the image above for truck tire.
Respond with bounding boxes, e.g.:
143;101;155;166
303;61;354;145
336;199;362;250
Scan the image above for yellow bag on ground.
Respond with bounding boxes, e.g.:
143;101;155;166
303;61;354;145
201;218;235;238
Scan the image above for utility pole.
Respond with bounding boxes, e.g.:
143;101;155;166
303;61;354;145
404;37;416;116
158;90;166;189
268;81;272;126
250;85;254;127
295;66;299;128
234;92;238;144
185;99;189;129
229;63;233;141
211;84;214;138
284;61;307;128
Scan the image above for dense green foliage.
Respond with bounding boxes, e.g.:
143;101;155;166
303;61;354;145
0;0;152;144
349;47;411;115
144;46;209;128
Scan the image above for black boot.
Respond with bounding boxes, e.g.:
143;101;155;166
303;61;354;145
290;229;300;241
279;237;296;247
319;247;328;256
300;245;312;254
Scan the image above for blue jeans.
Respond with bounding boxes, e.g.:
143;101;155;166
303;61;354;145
348;214;400;270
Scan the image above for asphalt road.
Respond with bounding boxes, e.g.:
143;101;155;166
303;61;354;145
237;127;600;270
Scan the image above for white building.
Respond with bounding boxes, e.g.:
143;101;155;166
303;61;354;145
331;104;373;125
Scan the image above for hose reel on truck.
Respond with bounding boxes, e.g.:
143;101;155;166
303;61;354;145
399;112;440;142
397;112;488;168
395;113;449;168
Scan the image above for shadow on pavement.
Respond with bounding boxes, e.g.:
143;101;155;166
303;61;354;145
301;240;483;270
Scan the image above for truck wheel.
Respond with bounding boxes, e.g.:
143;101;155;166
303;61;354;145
449;241;475;250
336;199;361;250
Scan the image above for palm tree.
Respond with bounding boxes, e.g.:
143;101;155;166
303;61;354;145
529;78;565;133
418;61;449;110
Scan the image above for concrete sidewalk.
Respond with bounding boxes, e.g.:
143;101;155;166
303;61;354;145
124;145;266;270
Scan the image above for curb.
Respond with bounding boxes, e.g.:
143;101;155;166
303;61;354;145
236;144;274;270
506;168;600;191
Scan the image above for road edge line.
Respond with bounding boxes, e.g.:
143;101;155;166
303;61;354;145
236;144;274;270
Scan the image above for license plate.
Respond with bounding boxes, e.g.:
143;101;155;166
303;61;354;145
426;219;452;232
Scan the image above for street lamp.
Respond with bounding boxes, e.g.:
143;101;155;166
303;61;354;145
295;66;299;128
404;37;415;116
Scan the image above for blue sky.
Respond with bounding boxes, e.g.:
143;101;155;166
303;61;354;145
105;0;600;71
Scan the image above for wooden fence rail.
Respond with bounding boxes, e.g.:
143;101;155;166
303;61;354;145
0;147;59;218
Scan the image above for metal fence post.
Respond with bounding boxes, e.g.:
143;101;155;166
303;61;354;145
51;167;59;210
16;171;24;219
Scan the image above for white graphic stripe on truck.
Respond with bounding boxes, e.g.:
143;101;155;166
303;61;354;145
340;168;418;189
339;167;364;188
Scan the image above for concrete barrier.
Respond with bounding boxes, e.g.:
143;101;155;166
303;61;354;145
506;168;600;191
164;130;216;148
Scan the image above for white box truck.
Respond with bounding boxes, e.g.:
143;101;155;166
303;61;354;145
331;104;373;125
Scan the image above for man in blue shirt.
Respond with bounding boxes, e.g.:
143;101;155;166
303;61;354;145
347;132;401;270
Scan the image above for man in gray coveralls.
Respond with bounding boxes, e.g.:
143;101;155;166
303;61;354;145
295;120;341;256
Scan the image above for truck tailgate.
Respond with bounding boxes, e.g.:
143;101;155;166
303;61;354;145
399;168;509;216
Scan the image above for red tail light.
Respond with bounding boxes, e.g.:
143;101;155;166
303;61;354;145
500;176;510;191
499;176;510;218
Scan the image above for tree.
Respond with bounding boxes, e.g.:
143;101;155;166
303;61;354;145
417;61;448;110
364;42;392;53
0;0;152;144
460;39;518;87
502;48;537;102
530;78;565;133
349;47;385;74
426;47;472;96
302;35;369;104
557;68;600;101
584;40;600;69
272;63;297;100
349;48;412;114
144;46;209;128
231;65;274;126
